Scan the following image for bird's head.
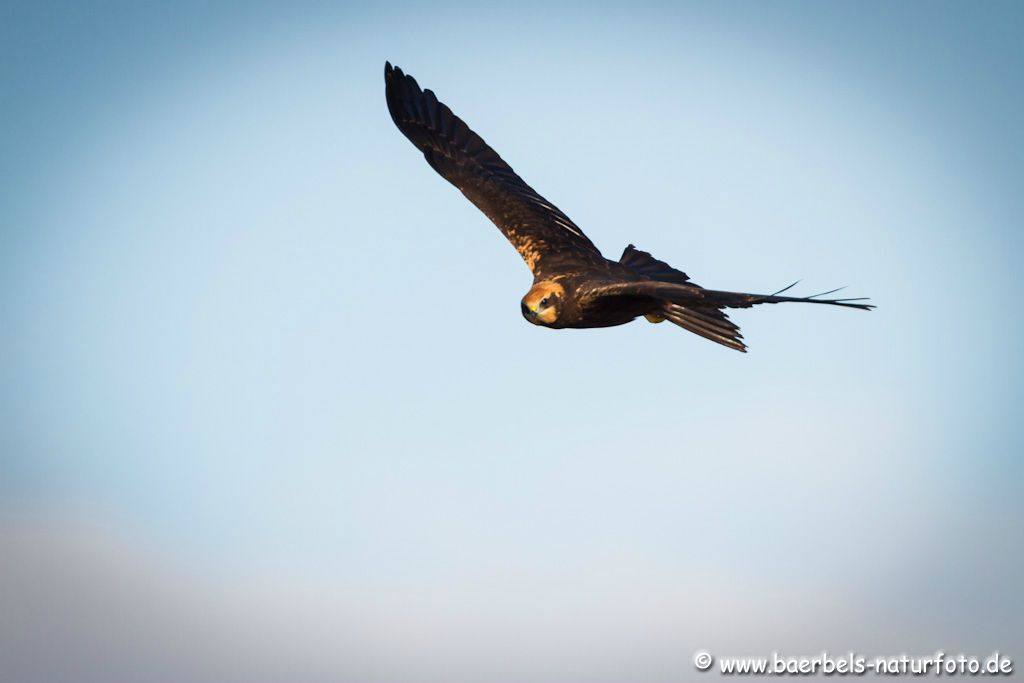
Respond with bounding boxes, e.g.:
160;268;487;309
521;281;564;326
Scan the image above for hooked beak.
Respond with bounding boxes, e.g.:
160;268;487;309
521;301;539;321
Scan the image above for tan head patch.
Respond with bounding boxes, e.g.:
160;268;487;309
522;280;565;325
523;281;565;309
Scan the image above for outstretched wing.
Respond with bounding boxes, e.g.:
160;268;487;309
582;280;874;311
385;62;603;278
582;279;872;352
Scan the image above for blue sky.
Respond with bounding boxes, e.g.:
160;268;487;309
2;2;1022;681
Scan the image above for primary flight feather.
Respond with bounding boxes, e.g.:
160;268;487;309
384;62;872;352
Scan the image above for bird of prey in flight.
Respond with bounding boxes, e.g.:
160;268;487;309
384;62;872;352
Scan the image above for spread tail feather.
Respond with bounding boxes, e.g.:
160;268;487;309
660;304;747;352
619;244;690;284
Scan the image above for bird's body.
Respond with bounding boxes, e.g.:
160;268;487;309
384;62;872;351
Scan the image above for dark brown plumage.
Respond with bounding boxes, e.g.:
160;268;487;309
384;62;872;352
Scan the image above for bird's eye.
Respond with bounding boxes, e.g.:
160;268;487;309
540;297;549;307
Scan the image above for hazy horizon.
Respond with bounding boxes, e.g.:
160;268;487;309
2;1;1022;681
